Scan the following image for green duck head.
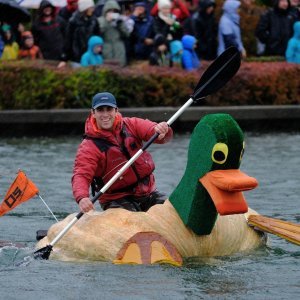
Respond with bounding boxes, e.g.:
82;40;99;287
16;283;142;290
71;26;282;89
169;114;258;235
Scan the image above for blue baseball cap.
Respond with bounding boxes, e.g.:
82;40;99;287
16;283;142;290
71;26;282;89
92;92;117;109
134;2;147;8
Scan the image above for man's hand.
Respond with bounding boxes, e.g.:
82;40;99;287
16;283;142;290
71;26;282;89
144;38;153;46
106;11;113;22
57;61;67;69
79;197;94;213
241;48;247;59
132;8;140;17
154;122;169;140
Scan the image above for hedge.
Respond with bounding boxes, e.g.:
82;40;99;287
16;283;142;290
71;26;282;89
0;60;299;109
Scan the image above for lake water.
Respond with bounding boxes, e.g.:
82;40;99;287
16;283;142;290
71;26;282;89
0;133;299;299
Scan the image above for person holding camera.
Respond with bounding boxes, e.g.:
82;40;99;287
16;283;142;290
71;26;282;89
130;2;155;60
97;0;130;67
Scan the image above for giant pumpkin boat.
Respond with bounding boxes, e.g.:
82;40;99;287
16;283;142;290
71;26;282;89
36;114;269;265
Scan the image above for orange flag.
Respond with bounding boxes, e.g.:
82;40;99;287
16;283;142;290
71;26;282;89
0;170;39;217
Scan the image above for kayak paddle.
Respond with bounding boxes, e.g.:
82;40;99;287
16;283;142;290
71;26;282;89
248;215;300;246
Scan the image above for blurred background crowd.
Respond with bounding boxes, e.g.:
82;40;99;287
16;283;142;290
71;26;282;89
0;0;300;71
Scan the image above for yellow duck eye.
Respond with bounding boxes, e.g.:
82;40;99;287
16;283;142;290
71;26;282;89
211;143;228;164
240;141;245;161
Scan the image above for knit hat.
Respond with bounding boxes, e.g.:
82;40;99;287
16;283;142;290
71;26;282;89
134;1;147;8
1;24;11;32
172;8;181;19
78;0;95;12
158;0;172;10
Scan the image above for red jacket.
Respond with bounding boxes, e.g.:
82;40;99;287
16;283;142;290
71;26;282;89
72;113;173;204
151;0;190;22
18;45;43;60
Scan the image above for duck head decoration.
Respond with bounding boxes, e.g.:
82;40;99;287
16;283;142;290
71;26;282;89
169;114;258;235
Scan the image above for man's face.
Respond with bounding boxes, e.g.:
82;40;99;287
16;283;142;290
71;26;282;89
92;106;117;131
93;45;102;54
24;37;34;48
4;30;11;40
69;0;78;8
43;7;53;16
86;7;95;16
278;0;289;10
158;44;167;52
134;6;146;17
206;6;214;15
160;6;171;16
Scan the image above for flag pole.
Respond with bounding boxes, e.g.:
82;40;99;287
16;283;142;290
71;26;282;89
37;193;59;223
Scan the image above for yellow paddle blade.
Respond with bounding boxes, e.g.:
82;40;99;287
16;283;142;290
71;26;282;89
248;215;300;246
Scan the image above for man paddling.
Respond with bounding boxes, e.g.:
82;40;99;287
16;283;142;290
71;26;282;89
72;92;173;213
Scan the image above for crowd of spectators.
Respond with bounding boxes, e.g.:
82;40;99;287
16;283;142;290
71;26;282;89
0;0;300;70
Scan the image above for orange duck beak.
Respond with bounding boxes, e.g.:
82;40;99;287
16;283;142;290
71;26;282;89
199;169;258;215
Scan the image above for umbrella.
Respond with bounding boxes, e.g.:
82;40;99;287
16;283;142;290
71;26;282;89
0;0;31;23
18;0;66;9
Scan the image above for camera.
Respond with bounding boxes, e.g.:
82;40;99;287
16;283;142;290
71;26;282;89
111;12;120;21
